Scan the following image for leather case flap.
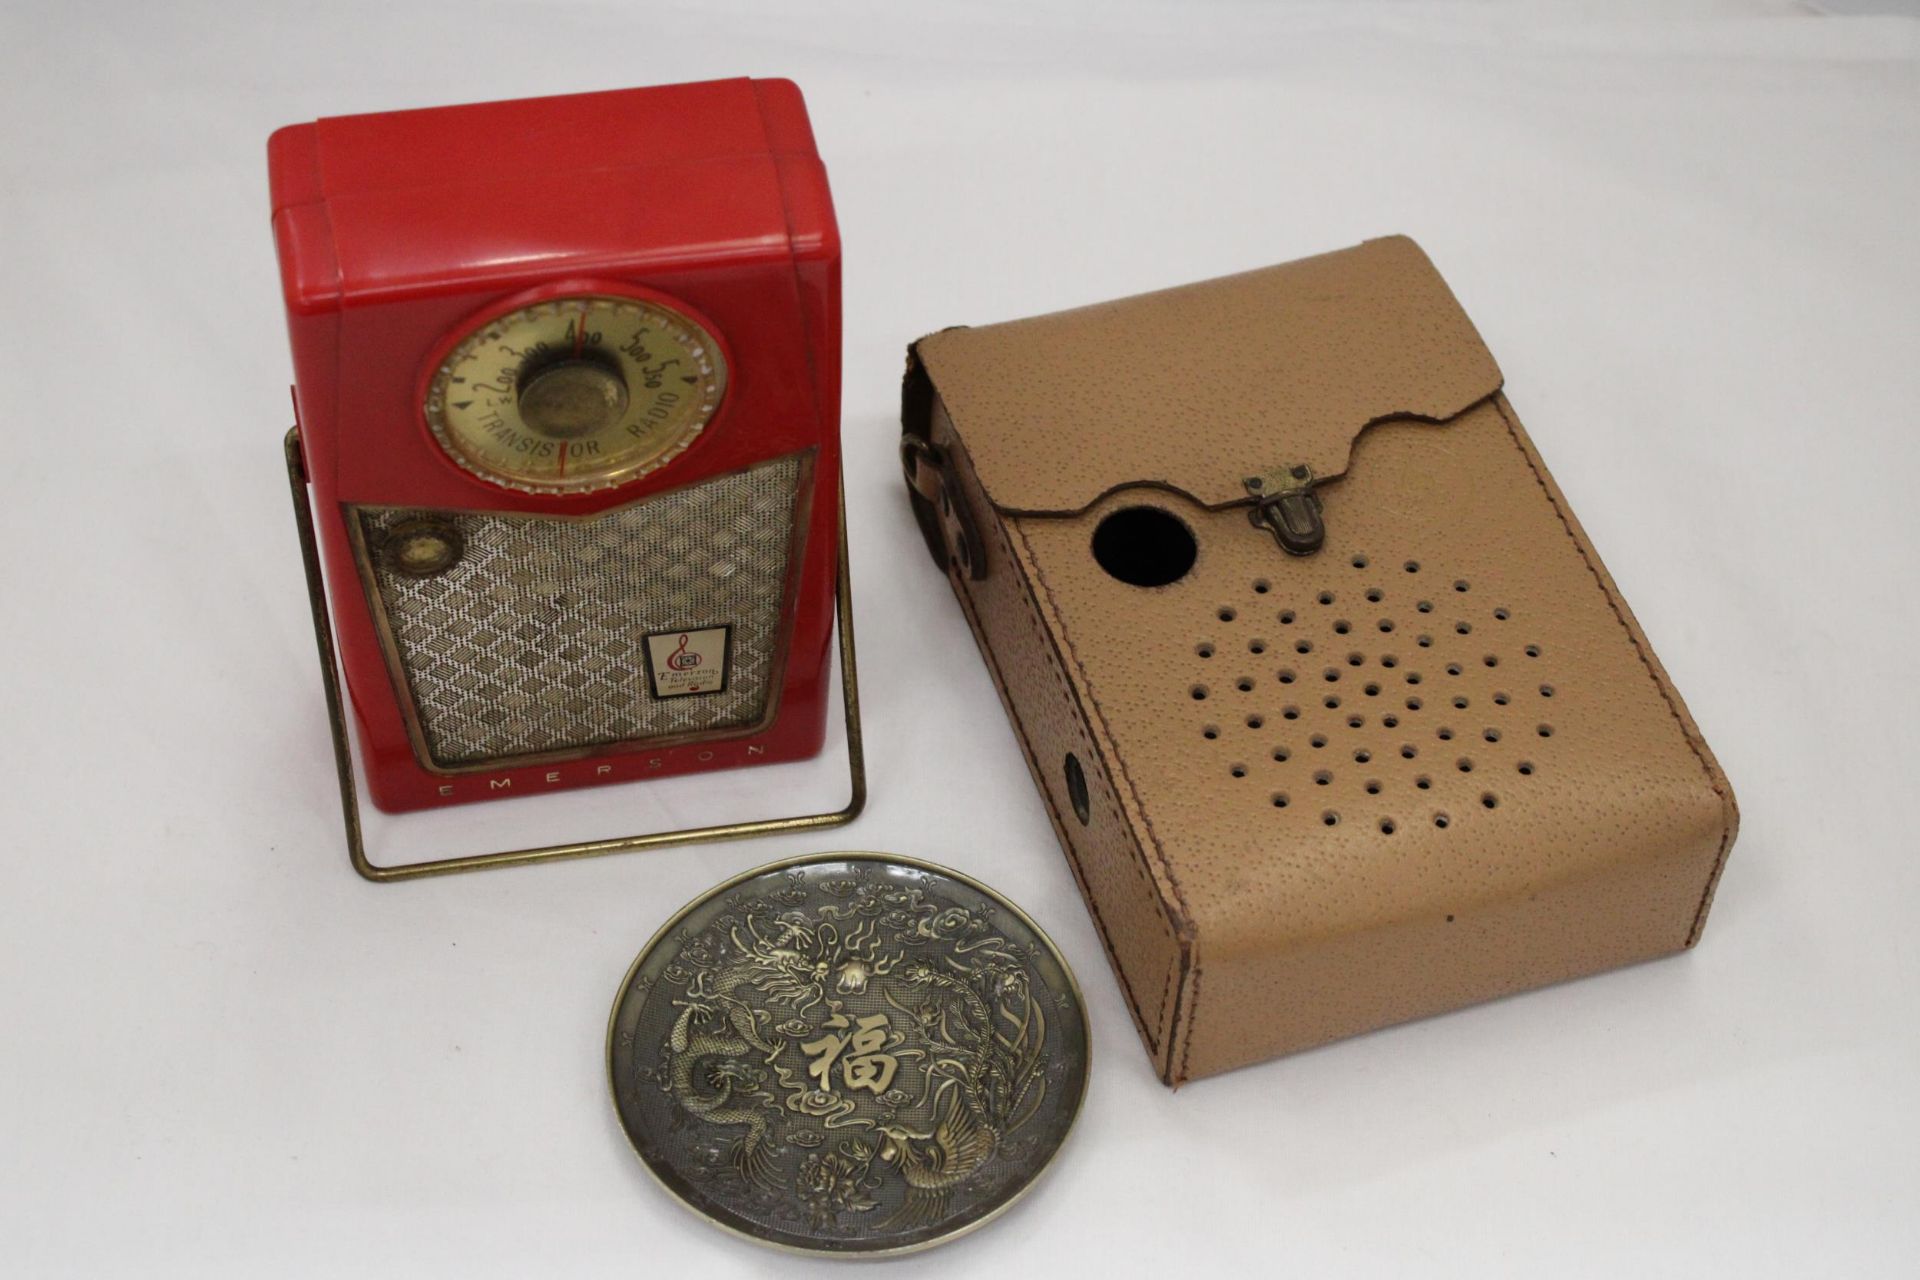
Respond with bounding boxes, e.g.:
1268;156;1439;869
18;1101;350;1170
910;236;1504;515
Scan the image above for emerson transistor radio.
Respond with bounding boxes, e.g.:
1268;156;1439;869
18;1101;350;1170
270;79;862;880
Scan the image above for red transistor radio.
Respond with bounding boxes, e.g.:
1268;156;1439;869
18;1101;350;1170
271;79;862;880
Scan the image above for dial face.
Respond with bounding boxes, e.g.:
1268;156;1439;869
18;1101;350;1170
424;294;728;494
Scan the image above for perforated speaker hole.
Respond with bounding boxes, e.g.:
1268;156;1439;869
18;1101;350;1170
1195;556;1557;837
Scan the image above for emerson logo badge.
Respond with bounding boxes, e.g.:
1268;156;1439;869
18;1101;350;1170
643;625;733;698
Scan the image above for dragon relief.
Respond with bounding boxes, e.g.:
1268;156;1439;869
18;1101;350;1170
645;873;1058;1237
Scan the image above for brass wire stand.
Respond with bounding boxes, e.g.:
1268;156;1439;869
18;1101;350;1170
284;428;866;882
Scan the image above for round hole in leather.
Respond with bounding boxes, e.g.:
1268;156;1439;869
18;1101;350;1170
1091;505;1197;587
1063;751;1091;825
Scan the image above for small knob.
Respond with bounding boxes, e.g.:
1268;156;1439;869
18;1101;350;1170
518;358;629;440
383;518;464;577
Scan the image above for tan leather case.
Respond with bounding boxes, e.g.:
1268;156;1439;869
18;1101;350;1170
900;237;1738;1085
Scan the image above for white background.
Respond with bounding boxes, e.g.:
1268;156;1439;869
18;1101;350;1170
2;1;1916;1274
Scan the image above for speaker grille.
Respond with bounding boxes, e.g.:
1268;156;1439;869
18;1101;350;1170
1186;553;1559;836
353;452;809;769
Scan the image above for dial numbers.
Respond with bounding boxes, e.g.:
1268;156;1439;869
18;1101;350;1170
424;295;727;494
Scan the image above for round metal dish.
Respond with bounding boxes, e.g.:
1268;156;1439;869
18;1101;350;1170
606;851;1090;1256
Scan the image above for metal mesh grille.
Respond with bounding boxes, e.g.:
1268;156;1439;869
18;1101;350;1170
354;453;807;767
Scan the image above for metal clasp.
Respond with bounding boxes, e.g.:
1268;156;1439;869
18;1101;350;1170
1244;464;1326;557
901;435;987;580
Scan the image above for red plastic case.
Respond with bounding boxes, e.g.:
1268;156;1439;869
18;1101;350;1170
271;79;841;812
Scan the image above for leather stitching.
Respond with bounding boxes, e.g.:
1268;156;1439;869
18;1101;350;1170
1011;523;1196;925
944;462;1183;1055
952;536;1172;1054
991;513;1183;1040
1008;519;1201;1079
1490;395;1735;945
923;374;1730;1084
1179;963;1200;1086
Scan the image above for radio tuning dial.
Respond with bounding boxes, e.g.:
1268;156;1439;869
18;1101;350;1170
423;294;728;494
517;358;630;441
